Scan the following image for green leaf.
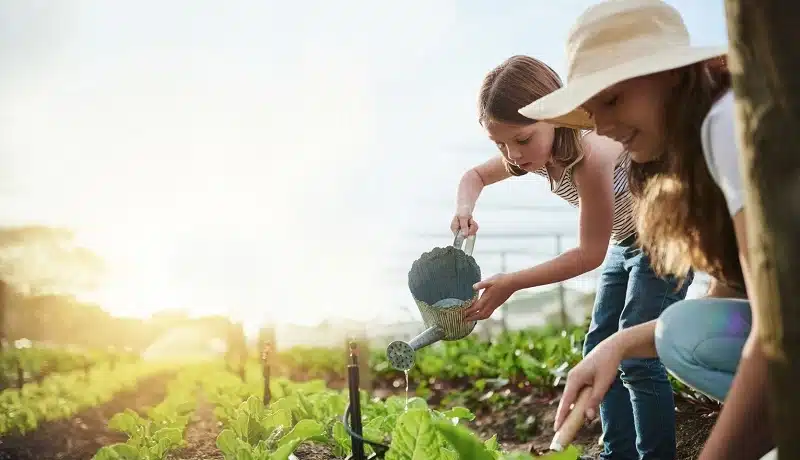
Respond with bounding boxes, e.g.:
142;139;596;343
107;410;143;437
269;438;302;460
385;409;451;460
216;428;254;460
331;421;351;457
277;419;324;448
432;418;496;460
216;429;239;457
269;395;299;419
91;443;141;460
246;395;266;416
484;434;500;452
153;427;183;446
406;397;428;410
440;407;475;422
264;408;292;433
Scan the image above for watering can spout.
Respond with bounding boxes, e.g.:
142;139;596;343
386;326;446;371
408;325;446;350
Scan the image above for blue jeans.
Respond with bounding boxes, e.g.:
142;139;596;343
655;297;751;402
583;236;693;460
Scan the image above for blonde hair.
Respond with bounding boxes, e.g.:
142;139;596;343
478;55;583;176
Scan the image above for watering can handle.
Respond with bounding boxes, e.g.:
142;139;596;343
452;230;476;256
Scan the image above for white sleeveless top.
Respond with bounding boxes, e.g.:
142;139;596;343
533;150;636;244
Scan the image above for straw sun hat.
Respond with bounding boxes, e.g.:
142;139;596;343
519;0;727;130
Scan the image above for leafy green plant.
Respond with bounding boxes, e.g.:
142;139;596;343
0;344;130;387
92;366;203;460
0;360;163;435
433;418;582;460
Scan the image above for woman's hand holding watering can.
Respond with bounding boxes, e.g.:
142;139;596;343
462;273;517;321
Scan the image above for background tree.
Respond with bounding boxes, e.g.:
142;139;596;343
0;226;104;348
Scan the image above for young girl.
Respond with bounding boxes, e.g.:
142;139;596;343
521;0;773;459
453;54;691;460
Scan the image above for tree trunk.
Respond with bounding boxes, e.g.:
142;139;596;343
724;0;800;457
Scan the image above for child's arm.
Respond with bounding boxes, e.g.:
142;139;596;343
505;134;616;289
463;137;618;322
453;156;512;236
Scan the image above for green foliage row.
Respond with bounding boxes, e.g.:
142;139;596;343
205;365;582;460
93;366;204;460
271;325;585;388
267;324;709;404
0;360;166;436
0;344;133;388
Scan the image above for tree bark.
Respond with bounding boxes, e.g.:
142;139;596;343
724;0;800;457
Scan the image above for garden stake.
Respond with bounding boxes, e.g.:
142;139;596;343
16;356;23;388
343;341;389;459
261;341;272;406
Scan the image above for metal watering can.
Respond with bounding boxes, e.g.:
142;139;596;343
386;231;481;371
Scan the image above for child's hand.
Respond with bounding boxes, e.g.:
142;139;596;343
451;211;479;237
462;274;516;321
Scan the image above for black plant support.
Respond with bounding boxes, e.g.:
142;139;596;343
261;341;272;406
343;341;389;460
15;356;23;388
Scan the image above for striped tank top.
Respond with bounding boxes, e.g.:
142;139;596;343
533;150;636;244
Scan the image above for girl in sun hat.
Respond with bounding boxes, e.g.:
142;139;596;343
523;1;774;459
452;54;692;460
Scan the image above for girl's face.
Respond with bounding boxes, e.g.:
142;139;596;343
582;72;677;163
484;120;555;172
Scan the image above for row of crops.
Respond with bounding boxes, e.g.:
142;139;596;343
93;363;581;460
267;324;702;402
0;344;134;389
0;324;711;459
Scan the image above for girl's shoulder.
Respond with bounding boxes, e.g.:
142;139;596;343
575;131;625;171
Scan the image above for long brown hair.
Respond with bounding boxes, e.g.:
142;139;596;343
629;59;745;290
478;55;583;176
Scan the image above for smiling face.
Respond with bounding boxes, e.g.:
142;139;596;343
484;119;555;173
582;72;677;163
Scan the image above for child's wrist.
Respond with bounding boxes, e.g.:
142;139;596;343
455;203;474;216
505;271;529;292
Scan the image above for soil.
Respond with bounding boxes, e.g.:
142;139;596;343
293;443;340;460
464;390;719;460
167;395;224;460
0;371;174;460
373;376;720;460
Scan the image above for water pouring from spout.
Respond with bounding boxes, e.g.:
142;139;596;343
386;231;481;371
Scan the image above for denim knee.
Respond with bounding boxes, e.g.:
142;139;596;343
654;298;749;401
655;300;699;362
654;299;696;374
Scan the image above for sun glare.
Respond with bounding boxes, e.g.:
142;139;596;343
56;43;394;328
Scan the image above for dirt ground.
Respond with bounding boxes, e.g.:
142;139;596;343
166;395;224;460
375;376;719;460
463;388;718;459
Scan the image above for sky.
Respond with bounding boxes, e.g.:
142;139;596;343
0;0;727;329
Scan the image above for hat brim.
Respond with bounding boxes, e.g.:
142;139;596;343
519;45;727;130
